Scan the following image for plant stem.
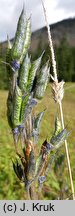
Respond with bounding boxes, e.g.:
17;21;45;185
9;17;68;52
59;101;75;200
30;185;38;200
25;187;31;200
41;0;75;200
41;0;57;82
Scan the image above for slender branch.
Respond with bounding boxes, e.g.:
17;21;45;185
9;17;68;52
59;101;75;200
41;0;57;82
41;0;75;200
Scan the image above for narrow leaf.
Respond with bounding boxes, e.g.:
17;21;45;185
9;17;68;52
34;61;50;99
11;8;26;60
27;53;43;92
12;85;22;127
19;53;31;92
50;128;70;148
13;160;24;181
20;17;31;63
32;110;45;144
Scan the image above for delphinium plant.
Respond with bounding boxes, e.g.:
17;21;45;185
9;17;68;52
6;7;70;200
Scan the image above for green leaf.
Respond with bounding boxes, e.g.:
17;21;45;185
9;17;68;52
34;110;45;130
50;128;70;148
11;8;26;60
50;116;62;143
12;85;22;127
20;94;29;123
32;110;45;144
20;17;31;63
34;61;50;99
20;93;37;123
19;53;31;92
27;53;43;92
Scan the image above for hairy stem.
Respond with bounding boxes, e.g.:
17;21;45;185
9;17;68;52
41;0;57;82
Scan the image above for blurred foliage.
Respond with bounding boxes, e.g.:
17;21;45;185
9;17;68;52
0;37;75;89
0;83;75;199
0;58;8;90
55;37;75;82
